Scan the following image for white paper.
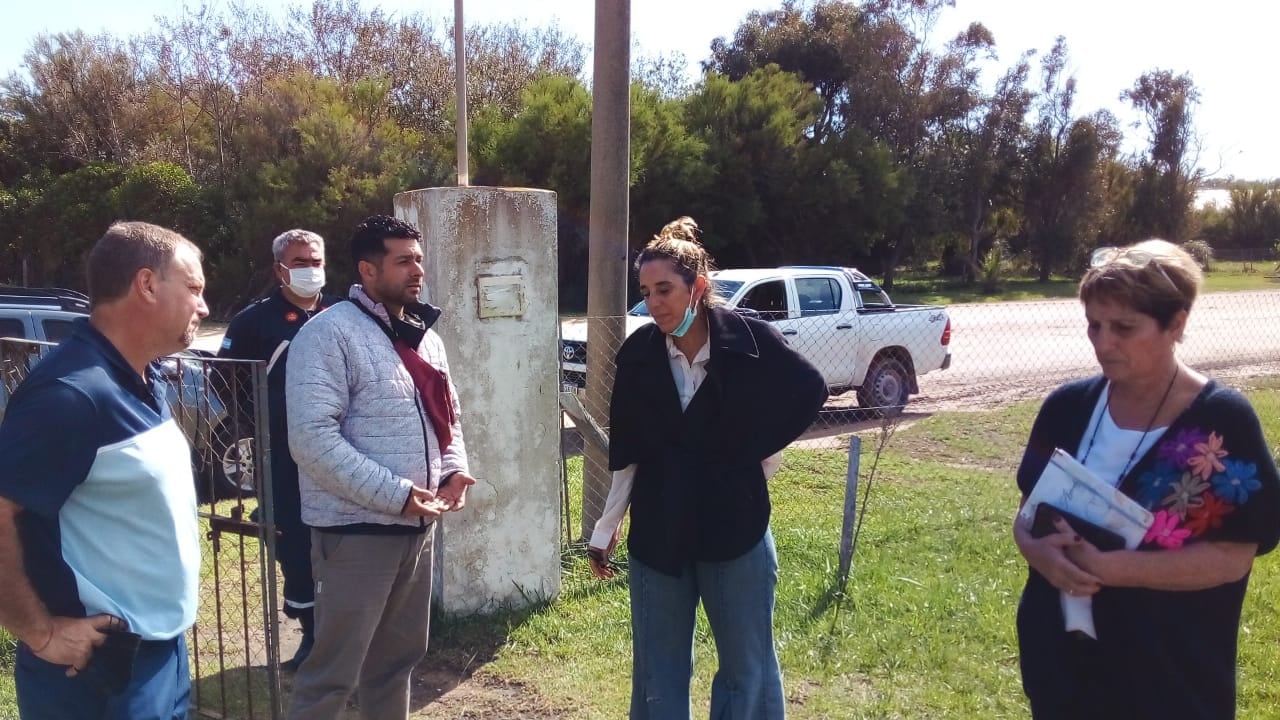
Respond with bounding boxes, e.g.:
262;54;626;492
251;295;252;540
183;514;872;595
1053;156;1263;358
1019;448;1155;639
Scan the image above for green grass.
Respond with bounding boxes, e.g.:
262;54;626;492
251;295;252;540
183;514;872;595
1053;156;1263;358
1203;262;1280;293
890;274;1083;305
0;632;13;717
428;383;1280;719
888;262;1279;305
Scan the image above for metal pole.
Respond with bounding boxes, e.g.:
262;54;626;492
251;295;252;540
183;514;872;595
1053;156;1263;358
580;0;630;539
838;434;862;585
454;0;469;186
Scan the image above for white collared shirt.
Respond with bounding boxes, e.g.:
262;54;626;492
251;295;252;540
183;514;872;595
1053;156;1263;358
667;334;712;411
589;335;783;549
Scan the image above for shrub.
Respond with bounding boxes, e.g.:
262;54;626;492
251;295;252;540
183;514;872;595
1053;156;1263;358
980;240;1011;294
1182;239;1215;270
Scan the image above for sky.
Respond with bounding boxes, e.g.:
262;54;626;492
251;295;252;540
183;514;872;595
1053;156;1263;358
1;0;1276;180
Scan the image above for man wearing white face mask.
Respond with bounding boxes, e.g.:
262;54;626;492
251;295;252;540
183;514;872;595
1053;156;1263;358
218;229;341;671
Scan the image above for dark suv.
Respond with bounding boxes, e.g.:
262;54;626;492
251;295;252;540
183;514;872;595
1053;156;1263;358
0;287;252;502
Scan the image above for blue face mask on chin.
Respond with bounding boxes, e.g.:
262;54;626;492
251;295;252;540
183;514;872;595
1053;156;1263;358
669;294;698;337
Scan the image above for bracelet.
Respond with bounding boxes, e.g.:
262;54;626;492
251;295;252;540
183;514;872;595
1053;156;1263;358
29;623;53;654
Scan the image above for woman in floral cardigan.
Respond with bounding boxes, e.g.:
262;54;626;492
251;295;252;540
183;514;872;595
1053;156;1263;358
1012;239;1280;719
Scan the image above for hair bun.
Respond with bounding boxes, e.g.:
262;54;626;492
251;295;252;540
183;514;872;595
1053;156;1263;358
657;216;700;244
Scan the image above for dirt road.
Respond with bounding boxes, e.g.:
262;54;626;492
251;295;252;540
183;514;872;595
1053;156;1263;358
913;288;1280;411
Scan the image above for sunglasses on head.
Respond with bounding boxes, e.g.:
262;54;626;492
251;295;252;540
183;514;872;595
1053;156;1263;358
1090;246;1178;291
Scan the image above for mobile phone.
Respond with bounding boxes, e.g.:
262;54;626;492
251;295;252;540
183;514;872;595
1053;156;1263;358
82;629;141;695
1031;503;1125;552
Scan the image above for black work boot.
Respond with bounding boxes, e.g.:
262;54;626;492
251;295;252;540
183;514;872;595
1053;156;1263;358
281;608;314;672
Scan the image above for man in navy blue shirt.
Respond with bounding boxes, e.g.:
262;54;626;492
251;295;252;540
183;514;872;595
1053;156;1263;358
218;228;340;671
0;221;209;719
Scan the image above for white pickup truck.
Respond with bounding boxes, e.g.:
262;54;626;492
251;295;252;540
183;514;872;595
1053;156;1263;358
560;266;951;416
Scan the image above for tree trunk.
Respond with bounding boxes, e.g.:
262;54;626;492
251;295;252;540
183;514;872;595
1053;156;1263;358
881;234;907;291
966;218;983;285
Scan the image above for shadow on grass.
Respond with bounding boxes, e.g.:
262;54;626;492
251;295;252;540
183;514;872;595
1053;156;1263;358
189;580;573;718
806;575;853;627
234;600;566;718
406;599;568;717
191;664;279;719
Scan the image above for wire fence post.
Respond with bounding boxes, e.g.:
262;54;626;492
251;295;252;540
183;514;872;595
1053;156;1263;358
839;434;862;585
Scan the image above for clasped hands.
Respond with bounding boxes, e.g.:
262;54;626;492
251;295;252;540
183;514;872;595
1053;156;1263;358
402;472;477;518
1018;514;1106;598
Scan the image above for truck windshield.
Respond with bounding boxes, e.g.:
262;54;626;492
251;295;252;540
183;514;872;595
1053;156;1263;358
629;280;744;316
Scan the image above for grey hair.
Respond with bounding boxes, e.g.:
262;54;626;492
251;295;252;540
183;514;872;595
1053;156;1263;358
271;229;325;262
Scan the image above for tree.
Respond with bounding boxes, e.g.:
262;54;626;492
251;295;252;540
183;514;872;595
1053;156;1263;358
954;52;1034;282
2;32;147;166
1123;70;1202;242
1020;39;1121;279
682;66;823;266
706;0;862;142
627;83;711;249
1223;184;1280;250
219;71;435;310
703;1;994;286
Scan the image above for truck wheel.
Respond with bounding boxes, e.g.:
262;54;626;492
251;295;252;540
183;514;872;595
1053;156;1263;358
857;358;910;418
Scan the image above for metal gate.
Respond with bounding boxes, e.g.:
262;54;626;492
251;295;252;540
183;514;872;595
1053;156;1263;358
186;355;282;719
0;338;283;719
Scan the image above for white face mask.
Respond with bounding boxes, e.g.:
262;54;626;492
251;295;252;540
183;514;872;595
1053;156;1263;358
282;265;325;297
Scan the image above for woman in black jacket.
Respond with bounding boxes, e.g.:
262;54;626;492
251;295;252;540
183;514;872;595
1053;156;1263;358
588;217;827;720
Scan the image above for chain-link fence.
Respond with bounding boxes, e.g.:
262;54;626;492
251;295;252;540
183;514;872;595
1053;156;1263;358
556;284;1280;591
0;338;283;720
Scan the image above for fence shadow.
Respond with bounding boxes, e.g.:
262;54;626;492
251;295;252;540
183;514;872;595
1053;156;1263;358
191;665;276;720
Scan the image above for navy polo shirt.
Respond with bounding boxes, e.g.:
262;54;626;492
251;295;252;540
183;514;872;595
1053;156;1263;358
0;319;199;640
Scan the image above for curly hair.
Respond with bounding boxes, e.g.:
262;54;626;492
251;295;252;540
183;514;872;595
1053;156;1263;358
350;215;422;267
633;216;723;308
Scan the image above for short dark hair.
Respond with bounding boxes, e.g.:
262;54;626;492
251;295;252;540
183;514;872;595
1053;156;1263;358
350;215;422;267
86;222;201;305
1079;239;1202;329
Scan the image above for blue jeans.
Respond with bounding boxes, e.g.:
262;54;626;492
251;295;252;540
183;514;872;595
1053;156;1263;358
629;529;785;720
15;634;190;719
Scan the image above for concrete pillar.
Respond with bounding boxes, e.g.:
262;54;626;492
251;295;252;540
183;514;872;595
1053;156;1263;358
394;187;560;614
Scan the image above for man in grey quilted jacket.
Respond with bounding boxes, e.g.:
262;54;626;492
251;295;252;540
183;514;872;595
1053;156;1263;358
283;215;477;720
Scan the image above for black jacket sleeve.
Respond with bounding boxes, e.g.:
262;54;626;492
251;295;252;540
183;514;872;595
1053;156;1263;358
740;319;828;460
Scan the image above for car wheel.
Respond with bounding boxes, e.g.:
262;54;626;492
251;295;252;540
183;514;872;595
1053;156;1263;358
209;418;256;500
857;358;910;418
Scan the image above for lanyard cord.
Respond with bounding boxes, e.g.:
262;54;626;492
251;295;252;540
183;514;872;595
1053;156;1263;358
1081;369;1178;483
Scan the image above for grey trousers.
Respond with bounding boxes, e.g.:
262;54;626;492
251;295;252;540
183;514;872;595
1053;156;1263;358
286;528;435;720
